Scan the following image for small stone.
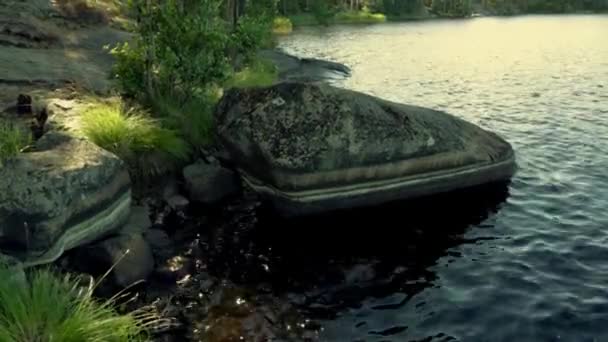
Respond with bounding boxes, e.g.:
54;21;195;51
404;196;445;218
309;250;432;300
121;205;152;234
76;233;154;288
144;228;173;260
167;195;189;211
182;160;241;204
16;94;32;115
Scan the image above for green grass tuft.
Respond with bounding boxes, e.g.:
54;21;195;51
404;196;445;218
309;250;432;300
81;100;190;160
0;265;152;341
0;120;32;167
272;16;293;34
226;59;278;89
80;99;190;181
334;10;387;24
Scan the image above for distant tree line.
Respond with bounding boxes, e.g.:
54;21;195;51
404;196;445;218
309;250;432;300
274;0;608;17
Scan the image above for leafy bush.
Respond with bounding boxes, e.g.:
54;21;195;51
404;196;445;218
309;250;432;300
0;265;151;341
0;120;31;167
110;0;232;103
80;100;190;178
272;16;293;34
311;0;334;25
147;91;220;150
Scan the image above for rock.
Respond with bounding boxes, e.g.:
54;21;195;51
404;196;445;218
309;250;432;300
214;82;517;216
166;195;189;211
121;205;152;236
77;233;154;288
258;49;351;83
144;228;173;261
16;94;32;115
182;160;241;204
0;131;132;266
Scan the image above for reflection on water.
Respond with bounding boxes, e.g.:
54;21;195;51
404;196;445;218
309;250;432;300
201;183;510;338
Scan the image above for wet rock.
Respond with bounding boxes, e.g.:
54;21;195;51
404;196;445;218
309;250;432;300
258;49;351;83
182;159;241;204
214;82;516;216
144;228;173;261
76;233;154;288
344;264;377;284
0;131;131;267
121;205;152;234
166;195;189;212
16;94;32;115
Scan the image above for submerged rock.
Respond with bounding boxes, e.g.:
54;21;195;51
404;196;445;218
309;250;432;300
214;82;516;216
0;131;131;266
182;159;241;205
74;232;154;288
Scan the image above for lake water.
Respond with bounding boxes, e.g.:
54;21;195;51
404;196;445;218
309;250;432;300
267;15;608;342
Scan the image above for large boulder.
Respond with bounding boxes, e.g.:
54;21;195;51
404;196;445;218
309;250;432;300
214;82;516;216
0;131;131;266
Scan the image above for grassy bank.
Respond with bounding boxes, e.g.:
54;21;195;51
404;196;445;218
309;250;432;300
287;10;387;27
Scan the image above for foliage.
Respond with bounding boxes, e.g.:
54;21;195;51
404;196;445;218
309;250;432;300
0;265;151;341
273;16;293;34
110;0;231;104
80;100;190;178
0;120;31;167
226;58;279;89
431;0;472;17
109;0;276;154
147;91;220;150
311;0;334;25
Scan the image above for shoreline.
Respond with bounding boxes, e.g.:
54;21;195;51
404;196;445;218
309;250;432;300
281;10;608;30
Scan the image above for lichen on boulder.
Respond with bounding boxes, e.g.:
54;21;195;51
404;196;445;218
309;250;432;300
214;82;516;215
0;131;132;266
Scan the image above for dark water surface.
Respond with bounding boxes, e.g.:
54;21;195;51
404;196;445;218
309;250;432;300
209;16;608;342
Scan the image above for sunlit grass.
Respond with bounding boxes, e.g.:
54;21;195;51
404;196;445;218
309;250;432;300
0;120;31;167
80;99;190;176
226;59;278;89
273;16;293;34
0;265;152;341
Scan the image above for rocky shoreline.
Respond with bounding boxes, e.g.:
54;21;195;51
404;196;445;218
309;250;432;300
0;3;516;340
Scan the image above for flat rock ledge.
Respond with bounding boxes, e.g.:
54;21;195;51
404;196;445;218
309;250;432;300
214;82;517;216
0;131;131;267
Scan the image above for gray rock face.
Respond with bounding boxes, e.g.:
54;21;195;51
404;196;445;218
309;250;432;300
214;82;516;215
0;132;131;266
258;49;351;83
182;160;241;204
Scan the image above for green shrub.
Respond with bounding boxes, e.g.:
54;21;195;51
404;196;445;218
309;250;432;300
0;120;31;167
109;0;232;103
0;265;151;341
148;91;220;150
272;16;293;34
311;0;334;25
80;100;190;177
